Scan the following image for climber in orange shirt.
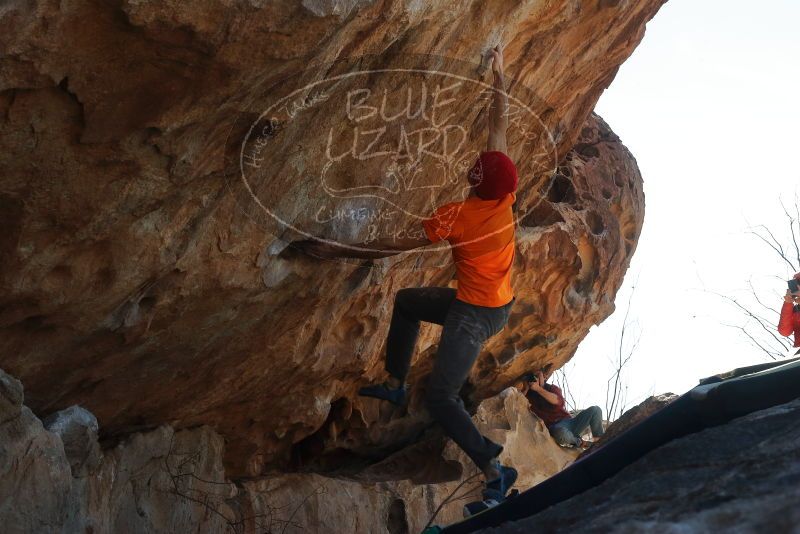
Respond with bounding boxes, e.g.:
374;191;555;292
299;46;519;504
779;272;800;355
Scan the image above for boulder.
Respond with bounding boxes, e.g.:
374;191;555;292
43;405;102;476
0;369;73;533
487;397;800;533
241;387;578;533
0;368;572;533
0;0;660;475
586;393;678;454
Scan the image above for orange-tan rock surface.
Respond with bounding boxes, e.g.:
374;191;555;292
0;0;659;476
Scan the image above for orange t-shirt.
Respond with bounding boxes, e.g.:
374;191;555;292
422;193;515;307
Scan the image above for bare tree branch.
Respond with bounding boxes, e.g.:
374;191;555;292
706;288;791;355
794;192;800;266
780;196;800;268
553;368;577;412
605;281;639;422
162;434;318;534
422;472;482;530
721;322;782;361
747;224;797;272
746;279;782;317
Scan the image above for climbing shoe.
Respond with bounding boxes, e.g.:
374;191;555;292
483;463;518;502
463;497;500;518
358;382;406;406
463;489;519;518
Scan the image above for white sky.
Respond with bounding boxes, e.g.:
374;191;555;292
564;0;800;416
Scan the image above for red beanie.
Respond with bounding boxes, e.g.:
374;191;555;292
467;151;518;200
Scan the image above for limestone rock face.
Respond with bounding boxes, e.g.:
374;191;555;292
249;387;578;533
9;362;797;534
487;397;800;534
0;368;573;534
0;369;232;534
43;405;102;476
585;393;678;454
0;0;659;475
0;370;73;533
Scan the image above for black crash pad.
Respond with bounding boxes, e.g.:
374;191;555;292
442;357;800;534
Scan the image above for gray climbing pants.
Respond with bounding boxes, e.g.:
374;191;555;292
385;287;514;470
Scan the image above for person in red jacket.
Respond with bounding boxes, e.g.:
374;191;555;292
515;365;604;449
779;272;800;355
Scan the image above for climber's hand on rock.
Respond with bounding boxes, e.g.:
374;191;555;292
490;45;504;76
294;239;346;259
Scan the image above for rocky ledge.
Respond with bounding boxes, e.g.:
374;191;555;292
488;397;800;533
0;368;577;533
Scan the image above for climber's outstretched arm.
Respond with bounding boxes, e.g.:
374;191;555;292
487;45;508;154
295;235;432;260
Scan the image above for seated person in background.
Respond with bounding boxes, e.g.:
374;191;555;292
779;272;800;355
515;365;605;449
